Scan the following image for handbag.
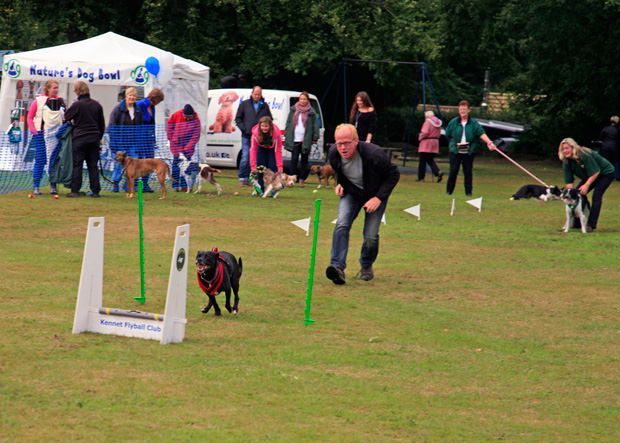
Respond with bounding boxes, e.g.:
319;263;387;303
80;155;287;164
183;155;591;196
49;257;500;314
457;142;470;154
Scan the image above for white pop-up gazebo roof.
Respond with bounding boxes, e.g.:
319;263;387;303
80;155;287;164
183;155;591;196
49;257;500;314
0;32;210;169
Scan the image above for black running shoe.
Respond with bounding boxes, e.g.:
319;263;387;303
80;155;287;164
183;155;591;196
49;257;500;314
326;265;346;285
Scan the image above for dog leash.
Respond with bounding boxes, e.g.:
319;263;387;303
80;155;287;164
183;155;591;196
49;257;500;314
493;148;550;187
249;168;264;196
98;159;116;184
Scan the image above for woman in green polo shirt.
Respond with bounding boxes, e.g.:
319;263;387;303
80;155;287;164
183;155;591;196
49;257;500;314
559;137;615;232
444;100;497;196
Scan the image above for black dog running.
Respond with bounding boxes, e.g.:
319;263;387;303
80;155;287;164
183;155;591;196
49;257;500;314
196;249;243;315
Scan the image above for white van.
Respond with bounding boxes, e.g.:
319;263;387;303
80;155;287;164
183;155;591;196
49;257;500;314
204;89;325;168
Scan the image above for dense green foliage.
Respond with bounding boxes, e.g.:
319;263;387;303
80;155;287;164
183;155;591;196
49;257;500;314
2;0;620;152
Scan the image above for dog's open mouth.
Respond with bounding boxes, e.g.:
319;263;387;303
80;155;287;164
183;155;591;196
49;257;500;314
196;263;211;273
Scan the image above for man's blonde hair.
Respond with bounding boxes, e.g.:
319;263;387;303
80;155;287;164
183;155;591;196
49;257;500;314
335;123;359;141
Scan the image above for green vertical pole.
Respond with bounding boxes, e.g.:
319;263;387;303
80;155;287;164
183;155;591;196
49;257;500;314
304;199;321;326
134;180;146;305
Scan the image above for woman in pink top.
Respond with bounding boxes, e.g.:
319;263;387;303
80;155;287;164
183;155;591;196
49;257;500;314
250;116;283;191
417;110;444;182
27;80;66;195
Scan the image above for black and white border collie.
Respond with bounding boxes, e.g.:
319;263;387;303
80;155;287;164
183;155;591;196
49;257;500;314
511;184;561;202
561;188;591;233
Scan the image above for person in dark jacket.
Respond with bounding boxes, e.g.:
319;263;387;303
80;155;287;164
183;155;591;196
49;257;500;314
325;124;400;285
234;86;272;185
559;137;615;231
284;91;319;186
108;87;144;192
599;116;620;180
63;80;105;197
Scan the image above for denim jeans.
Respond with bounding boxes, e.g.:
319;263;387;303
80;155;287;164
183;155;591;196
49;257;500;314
238;135;251;182
255;147;277;190
32;133;46;188
171;155;188;189
330;193;387;270
111;145;137;184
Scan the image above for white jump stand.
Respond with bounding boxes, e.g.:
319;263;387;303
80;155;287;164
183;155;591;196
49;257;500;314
72;217;189;344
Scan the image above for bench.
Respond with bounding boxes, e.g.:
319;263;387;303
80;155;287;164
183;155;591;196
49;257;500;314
380;146;400;162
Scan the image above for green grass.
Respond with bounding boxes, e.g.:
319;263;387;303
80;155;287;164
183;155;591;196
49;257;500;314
1;159;620;442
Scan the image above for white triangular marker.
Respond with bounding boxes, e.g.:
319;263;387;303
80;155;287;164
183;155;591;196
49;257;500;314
466;197;483;212
381;213;386;225
331;218;337;224
450;198;455;216
291;217;311;236
403;204;421;221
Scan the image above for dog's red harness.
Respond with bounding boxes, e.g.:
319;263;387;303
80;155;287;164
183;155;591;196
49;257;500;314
197;252;225;296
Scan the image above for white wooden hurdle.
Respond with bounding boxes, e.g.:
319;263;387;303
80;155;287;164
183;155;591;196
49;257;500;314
72;217;189;344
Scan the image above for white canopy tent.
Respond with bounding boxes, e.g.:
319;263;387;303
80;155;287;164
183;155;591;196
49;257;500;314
0;32;209;169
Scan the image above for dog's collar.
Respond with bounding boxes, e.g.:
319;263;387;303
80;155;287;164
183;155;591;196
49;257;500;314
197;261;224;296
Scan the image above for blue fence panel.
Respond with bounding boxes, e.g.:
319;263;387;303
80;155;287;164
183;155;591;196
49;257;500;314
0;124;198;194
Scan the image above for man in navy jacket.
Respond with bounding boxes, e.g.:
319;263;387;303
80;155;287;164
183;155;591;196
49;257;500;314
63;80;105;197
234;86;272;185
326;124;400;284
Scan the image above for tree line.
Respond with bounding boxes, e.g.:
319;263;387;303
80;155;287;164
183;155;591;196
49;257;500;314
2;0;620;154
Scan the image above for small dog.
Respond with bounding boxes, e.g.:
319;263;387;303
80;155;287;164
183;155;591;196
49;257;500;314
252;167;297;198
309;164;335;188
208;91;239;133
511;184;561;201
178;153;200;192
195;163;223;196
561;188;591;233
196;249;243;315
115;151;170;199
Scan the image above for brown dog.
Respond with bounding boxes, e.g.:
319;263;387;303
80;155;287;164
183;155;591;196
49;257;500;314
252;167;297;199
208;91;239;133
115;151;171;199
309;164;335;188
195;163;223;196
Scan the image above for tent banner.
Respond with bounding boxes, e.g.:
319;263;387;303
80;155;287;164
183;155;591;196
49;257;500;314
2;58;152;86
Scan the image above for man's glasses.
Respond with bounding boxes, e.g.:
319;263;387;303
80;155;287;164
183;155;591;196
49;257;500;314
335;140;354;147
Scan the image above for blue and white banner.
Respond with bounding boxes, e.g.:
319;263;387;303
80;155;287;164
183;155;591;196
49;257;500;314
3;58;151;86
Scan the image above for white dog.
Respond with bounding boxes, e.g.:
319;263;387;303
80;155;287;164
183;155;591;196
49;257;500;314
178;153;200;193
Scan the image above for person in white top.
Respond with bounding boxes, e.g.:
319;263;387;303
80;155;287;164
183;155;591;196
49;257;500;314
27;80;66;195
284;92;319;186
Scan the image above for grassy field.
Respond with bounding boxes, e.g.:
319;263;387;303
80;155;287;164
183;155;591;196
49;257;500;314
1;159;620;442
